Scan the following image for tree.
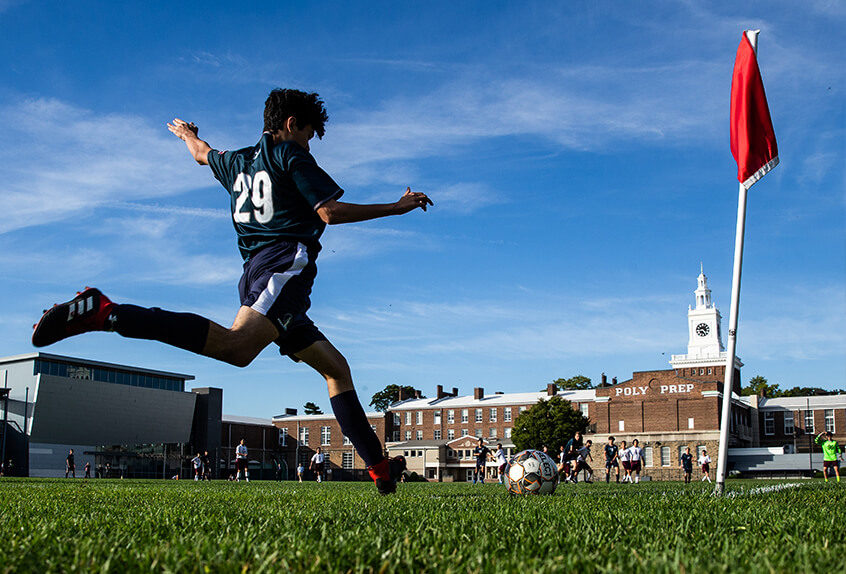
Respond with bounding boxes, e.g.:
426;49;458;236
739;375;781;398
303;401;323;415
779;386;846;397
369;384;423;412
511;396;589;452
546;375;593;392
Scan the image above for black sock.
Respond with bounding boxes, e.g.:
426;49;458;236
110;304;210;354
330;390;384;467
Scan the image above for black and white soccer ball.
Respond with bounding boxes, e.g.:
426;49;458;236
506;449;559;495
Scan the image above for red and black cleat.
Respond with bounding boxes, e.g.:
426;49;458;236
32;287;115;347
368;455;407;495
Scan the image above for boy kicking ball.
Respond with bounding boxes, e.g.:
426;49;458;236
32;89;432;495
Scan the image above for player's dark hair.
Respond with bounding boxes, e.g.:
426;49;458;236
264;89;329;138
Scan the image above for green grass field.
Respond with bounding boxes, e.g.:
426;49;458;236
1;478;844;573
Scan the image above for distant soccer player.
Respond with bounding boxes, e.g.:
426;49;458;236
574;440;594;483
83;461;91;479
297;463;305;483
191;453;203;481
473;439;490;484
618;440;631;483
679;447;694;483
235;439;249;482
564;431;584;483
65;449;75;479
816;431;842;482
494;443;508;484
310;447;326;483
604;436;620;483
628;439;645;484
31;89;428;495
202;450;211;480
698;449;711;482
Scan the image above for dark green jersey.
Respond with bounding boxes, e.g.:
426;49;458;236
208;133;344;261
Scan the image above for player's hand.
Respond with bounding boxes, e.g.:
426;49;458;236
394;187;433;214
167;118;199;141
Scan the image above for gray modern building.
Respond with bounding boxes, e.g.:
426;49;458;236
0;353;222;478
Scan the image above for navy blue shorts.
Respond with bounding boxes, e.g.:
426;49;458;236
238;239;327;359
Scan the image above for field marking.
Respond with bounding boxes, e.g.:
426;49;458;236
725;482;804;498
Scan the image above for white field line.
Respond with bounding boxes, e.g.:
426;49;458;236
725;482;804;498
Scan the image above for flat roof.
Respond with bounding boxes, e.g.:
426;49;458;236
272;411;382;422
389;389;596;410
0;352;195;381
222;414;275;426
759;394;846;411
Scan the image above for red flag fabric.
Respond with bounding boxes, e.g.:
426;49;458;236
730;32;778;189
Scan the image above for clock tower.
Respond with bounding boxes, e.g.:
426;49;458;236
670;265;742;372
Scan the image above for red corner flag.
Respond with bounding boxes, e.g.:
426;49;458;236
730;30;778;190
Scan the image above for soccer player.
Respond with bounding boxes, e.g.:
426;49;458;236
494;443;508;484
65;449;75;479
618;440;631;483
679;447;694;484
202;451;211;480
191;453;203;481
628;439;645;484
235;439;249;482
698;449;711;482
604;436;620;483
83;461;91;479
815;431;841;482
31;89;428;495
297;463;305;483
564;431;584;483
310;447;326;483
473;438;490;484
574;440;594;483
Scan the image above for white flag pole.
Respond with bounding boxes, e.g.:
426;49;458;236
715;181;748;495
715;29;759;495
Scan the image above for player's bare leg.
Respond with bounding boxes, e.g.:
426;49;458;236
295;340;406;494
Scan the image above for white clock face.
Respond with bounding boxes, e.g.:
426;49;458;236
695;323;710;337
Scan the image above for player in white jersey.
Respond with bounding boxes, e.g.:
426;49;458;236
235;439;249;482
698;449;712;482
628;439;645;483
618;440;632;483
310;447;326;482
191;453;203;481
494;443;508;484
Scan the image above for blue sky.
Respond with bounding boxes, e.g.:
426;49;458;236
1;1;843;417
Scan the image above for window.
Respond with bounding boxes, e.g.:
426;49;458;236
405;431;411;441
661;446;671;467
618;420;625;432
475;428;483;438
519;406;527;413
321;426;331;445
644;447;654;467
805;410;814;433
393;413;401;426
392;431;400;442
580;404;589;419
764;412;775;435
461;429;469;437
699;368;705;375
688;417;695;430
416;430;423;440
489;428;497;438
279;428;288;446
447;410;455;424
461;409;469;423
405;412;411;426
434;429;442;440
707;368;712;375
825;409;835;433
489;408;497;422
299;427;309;446
343;434;351;446
448;429;455;440
416;411;423;425
475;409;483;423
504;428;512;438
342;452;353;469
784;413;794;436
434;411;441;425
504;407;512;422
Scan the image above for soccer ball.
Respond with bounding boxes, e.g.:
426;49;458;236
506;449;559;495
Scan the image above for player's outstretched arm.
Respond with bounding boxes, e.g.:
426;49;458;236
317;187;433;225
167;118;212;165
